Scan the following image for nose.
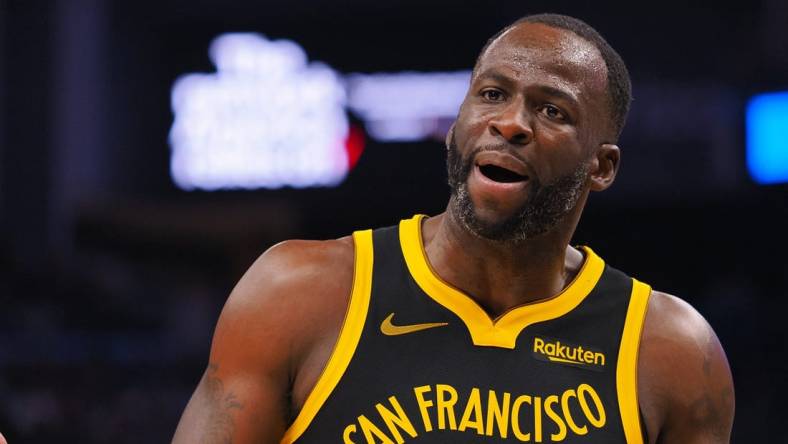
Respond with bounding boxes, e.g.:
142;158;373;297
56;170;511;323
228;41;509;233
488;102;532;145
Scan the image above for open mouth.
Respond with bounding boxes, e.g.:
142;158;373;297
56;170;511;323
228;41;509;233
478;164;529;183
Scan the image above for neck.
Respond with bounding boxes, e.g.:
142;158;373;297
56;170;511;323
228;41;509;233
421;199;586;317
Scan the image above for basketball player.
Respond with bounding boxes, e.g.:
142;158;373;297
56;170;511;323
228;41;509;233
173;13;734;443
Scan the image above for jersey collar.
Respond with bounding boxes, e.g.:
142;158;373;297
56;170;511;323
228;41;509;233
399;214;605;349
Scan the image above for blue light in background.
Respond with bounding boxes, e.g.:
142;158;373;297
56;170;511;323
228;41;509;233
747;91;788;184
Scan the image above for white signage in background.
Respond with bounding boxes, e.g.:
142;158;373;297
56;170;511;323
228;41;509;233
345;71;470;142
169;33;349;190
169;33;471;191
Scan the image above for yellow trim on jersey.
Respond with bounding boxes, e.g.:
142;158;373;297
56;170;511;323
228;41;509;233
280;230;374;444
399;214;605;349
616;279;650;444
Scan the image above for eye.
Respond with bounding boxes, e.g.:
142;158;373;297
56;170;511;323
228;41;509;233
480;89;506;102
539;104;566;121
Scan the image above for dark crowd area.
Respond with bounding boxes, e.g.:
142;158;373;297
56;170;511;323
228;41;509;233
1;0;787;442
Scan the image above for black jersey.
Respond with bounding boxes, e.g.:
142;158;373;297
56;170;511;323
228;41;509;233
282;215;650;443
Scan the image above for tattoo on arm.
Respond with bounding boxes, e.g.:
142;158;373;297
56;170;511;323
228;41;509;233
689;385;734;441
687;337;734;442
202;363;245;444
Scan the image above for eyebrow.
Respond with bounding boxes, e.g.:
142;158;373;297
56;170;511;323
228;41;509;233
474;71;580;108
534;85;579;108
474;71;516;88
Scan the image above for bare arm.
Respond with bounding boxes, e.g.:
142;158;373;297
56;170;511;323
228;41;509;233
638;291;735;444
172;238;354;444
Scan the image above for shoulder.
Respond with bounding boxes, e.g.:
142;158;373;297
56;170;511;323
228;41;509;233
210;236;357;372
222;236;356;322
637;290;735;443
231;236;356;306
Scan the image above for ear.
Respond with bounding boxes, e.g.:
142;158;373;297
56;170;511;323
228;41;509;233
445;123;456;150
589;143;620;191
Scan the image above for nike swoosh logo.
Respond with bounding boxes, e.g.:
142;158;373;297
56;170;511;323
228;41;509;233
380;313;448;336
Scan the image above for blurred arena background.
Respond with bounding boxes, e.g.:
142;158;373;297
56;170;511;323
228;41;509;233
1;0;787;441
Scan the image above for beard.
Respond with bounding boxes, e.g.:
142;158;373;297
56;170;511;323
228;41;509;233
446;133;589;243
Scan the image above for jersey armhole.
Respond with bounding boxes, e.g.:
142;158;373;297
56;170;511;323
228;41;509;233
616;278;651;444
280;229;374;443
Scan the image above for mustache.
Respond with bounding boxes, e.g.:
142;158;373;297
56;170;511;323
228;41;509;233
448;132;529;167
466;143;529;166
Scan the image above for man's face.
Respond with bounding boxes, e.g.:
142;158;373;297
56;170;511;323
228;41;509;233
448;22;611;243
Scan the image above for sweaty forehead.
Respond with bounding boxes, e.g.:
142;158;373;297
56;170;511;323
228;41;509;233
476;22;608;99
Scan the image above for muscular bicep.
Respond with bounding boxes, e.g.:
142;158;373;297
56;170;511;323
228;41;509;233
639;291;735;444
